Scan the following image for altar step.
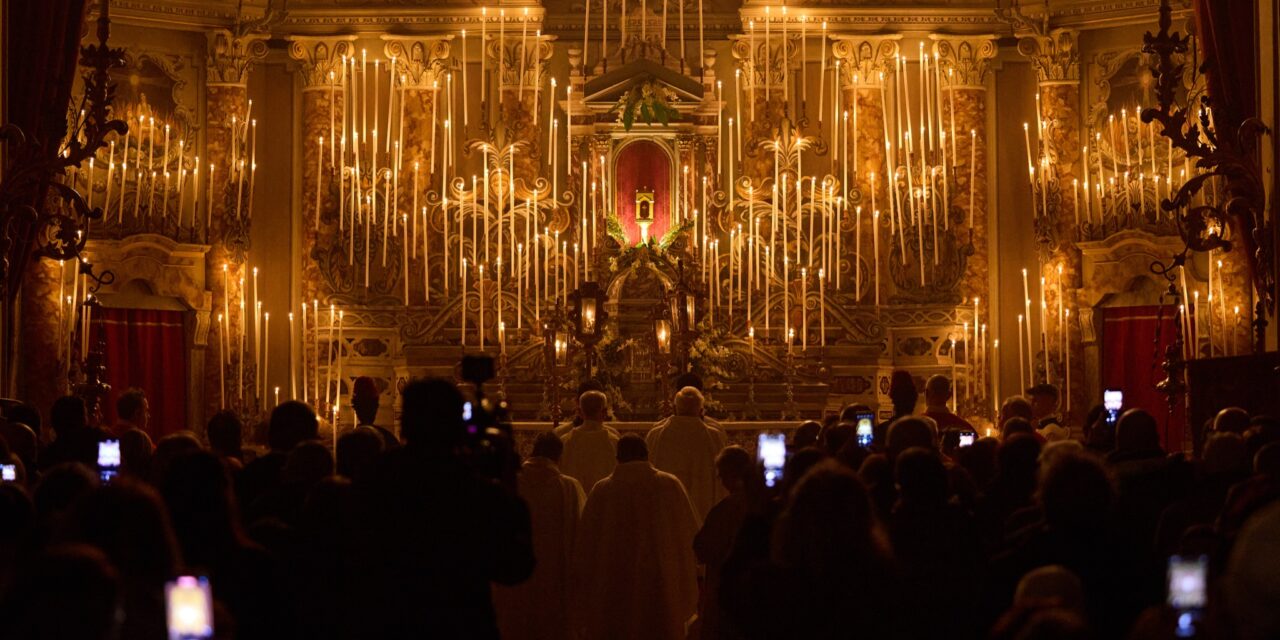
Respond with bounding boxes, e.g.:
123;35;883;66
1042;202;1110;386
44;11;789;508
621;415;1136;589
491;381;831;422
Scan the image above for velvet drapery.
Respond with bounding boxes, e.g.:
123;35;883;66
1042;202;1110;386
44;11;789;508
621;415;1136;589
613;140;673;246
98;307;188;437
1101;305;1186;452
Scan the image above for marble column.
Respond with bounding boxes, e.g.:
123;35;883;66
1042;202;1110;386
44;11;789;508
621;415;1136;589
934;35;997;405
20;259;66;428
203;29;267;424
1022;28;1085;414
833;36;900;302
289;36;355;415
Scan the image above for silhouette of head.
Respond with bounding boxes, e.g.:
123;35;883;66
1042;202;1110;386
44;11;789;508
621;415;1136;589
0;545;121;640
531;431;565;462
206;410;243;459
1039;453;1113;532
895;447;949;505
998;433;1043;481
71;478;179;586
115;388;148;432
1025;383;1061;419
399;378;465;449
351;376;380;425
924;375;954;407
888;370;918;415
792;421;821;449
33;463;98;521
839;404;872;424
1000;396;1035;428
1203;432;1249;477
772;461;882;572
1115;408;1161;454
674;386;705;417
1255;442;1280;477
823;423;855;455
284;441;334;487
50;396;88;435
616;434;648;463
268;401;319;452
578;390;609;422
1213;407;1251;435
716;446;753;489
887;416;937;460
0;421;37;472
1002;416;1036;440
337;427;384;478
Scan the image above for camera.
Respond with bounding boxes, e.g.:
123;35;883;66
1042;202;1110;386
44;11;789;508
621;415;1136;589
458;355;517;484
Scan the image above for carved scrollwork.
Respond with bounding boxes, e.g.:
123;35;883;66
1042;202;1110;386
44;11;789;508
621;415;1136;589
383;36;453;90
931;35;998;89
206;29;269;86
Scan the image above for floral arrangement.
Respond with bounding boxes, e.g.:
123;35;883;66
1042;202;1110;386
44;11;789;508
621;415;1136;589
610;78;680;131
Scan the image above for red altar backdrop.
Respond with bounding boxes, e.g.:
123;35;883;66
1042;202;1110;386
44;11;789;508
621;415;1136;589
1101;305;1186;452
613;140;672;245
98;308;188;438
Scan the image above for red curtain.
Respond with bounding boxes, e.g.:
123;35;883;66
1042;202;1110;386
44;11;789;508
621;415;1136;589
1101;305;1186;452
613;140;673;245
97;308;188;438
1195;0;1257;134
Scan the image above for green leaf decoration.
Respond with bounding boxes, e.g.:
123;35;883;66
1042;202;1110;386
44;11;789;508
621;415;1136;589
605;213;629;246
658;217;695;251
609;78;680;131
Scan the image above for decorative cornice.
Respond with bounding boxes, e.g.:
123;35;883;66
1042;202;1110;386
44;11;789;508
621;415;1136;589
830;35;901;86
288;36;358;89
930;34;998;89
381;35;453;90
206;29;270;86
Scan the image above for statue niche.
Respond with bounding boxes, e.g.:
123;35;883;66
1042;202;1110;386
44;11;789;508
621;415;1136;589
613;139;673;246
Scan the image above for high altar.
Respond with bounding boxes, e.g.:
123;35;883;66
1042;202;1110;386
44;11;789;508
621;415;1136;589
13;0;1274;440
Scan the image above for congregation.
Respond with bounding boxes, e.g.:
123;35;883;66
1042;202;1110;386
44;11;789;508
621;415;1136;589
0;369;1278;639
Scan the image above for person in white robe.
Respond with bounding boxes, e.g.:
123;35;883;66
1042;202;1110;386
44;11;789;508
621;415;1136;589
572;435;700;640
560;390;619;494
494;432;586;640
646;386;728;519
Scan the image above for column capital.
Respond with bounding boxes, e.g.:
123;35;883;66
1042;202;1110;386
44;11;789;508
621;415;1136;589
489;34;555;93
382;35;453;90
931;34;999;90
1018;28;1081;84
831;35;901;86
206;29;270;87
288;36;358;89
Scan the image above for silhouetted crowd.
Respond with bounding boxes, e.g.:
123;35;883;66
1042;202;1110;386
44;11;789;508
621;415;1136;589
0;369;1278;639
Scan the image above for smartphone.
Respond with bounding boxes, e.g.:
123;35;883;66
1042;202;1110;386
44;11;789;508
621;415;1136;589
97;439;121;483
959;432;976;447
166;575;214;640
757;432;787;489
1168;555;1207;638
0;463;15;482
1103;389;1123;425
462;401;473;422
855;412;875;448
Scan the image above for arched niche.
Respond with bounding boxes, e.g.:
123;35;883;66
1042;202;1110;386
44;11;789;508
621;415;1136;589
612;138;675;246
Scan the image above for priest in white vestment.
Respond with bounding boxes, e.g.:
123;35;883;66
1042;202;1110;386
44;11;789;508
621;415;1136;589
560;390;619;494
494;433;586;640
572;435;700;640
646;386;728;519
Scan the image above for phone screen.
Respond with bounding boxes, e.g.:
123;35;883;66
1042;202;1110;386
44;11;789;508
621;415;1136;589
959;433;976;447
1168;555;1207;638
166;576;213;639
855;413;874;448
757;432;787;489
462;401;473;421
0;464;15;482
98;440;121;483
1104;389;1123;424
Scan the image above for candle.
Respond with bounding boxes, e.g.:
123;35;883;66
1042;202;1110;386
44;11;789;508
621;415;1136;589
262;312;270;410
336;310;344;413
969;129;977;227
818;267;825;347
872;209;881;306
1017;314;1026;393
218;313;226;407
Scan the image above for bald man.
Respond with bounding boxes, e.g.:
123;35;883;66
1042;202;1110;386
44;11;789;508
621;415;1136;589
646;386;727;520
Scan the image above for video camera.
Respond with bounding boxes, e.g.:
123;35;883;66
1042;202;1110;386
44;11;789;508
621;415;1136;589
459;355;518;486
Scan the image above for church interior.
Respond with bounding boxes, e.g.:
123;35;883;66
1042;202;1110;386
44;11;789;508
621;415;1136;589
2;0;1278;449
6;1;1280;639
